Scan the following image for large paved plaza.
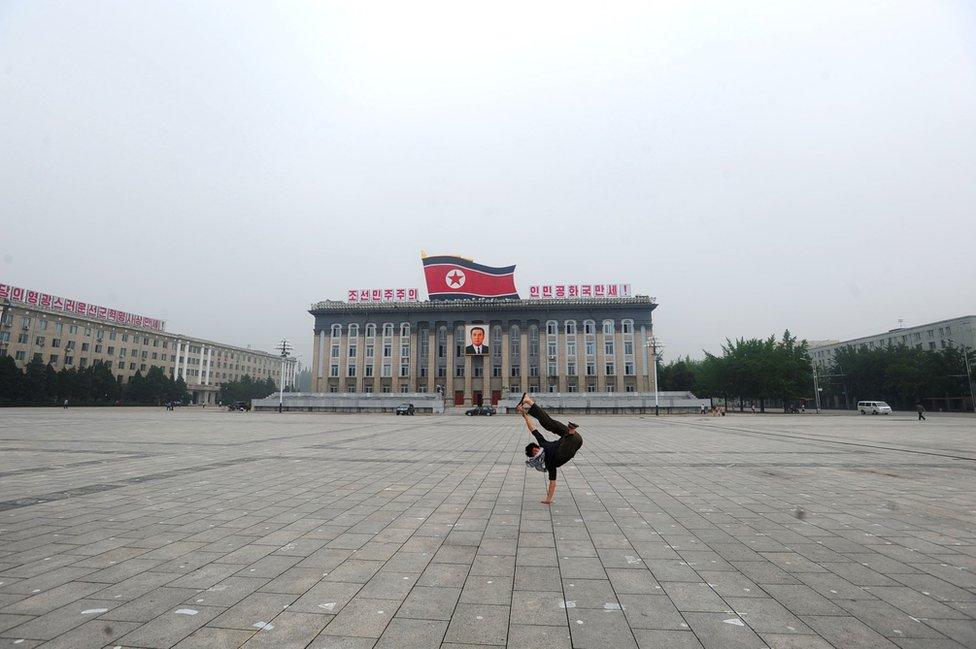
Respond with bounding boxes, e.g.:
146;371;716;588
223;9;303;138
0;408;974;649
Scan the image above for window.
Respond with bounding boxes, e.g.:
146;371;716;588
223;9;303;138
366;323;376;337
565;321;576;335
400;385;409;393
51;338;61;348
625;361;635;375
15;350;25;360
95;344;103;353
586;384;596;392
383;323;394;337
17;333;28;344
39;336;51;346
366;345;374;358
567;362;577;375
584;320;596;335
586;362;596;376
55;322;63;334
331;324;341;337
39;320;48;331
349;324;359;339
383;343;392;358
331;344;340;358
622;320;634;334
79;358;88;368
605;362;615;375
473;365;483;378
548;361;557;375
49;354;58;364
568;384;578;393
120;332;127;341
624;341;634;355
70;325;79;335
567;340;576;357
929;342;936;350
21;316;31;329
585;341;595;356
400;323;410;337
107;346;114;355
109;332;116;340
382;364;392;377
65;355;74;365
605;340;615;356
626;385;636;392
510;366;520;377
85;327;92;337
330;364;339;377
603;320;614;335
81;342;90;352
347;365;356;377
606;384;615;392
546;321;558;335
348;345;357;358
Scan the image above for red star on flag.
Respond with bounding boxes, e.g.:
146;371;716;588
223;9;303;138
446;269;465;289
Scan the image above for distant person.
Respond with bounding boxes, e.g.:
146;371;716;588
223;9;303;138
63;399;68;410
750;402;756;414
916;403;926;421
465;327;489;354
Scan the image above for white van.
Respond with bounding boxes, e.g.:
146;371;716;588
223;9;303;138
857;401;892;415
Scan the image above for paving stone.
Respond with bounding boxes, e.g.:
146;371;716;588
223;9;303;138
307;635;377;649
321;598;400;638
373;617;447;649
443;603;509;645
618;594;687;630
396;586;460;620
801;615;901;648
566;608;638;649
507;623;572;649
208;592;297;630
113;605;222;648
240;611;332;648
633;629;704;649
683;611;771;649
288;581;363;615
459;574;512;605
170;626;256;648
510;590;567;626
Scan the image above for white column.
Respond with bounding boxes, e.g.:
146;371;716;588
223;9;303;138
318;331;326;378
174;341;183;379
205;347;213;385
195;346;204;384
182;342;190;381
640;325;649;392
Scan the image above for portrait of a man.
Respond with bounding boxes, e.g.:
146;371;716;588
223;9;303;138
465;325;489;355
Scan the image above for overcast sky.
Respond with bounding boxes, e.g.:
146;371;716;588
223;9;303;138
1;1;974;365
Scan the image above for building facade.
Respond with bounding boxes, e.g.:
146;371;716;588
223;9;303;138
1;300;297;405
309;296;657;406
809;316;976;369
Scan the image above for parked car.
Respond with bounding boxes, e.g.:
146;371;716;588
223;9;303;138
857;400;892;415
395;403;415;415
465;405;496;416
228;401;251;412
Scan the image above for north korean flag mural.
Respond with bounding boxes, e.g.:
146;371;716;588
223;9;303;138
422;255;519;301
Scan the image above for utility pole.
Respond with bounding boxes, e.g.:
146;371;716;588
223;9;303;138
276;339;292;413
948;339;975;413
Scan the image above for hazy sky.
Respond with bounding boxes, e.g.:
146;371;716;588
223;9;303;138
2;1;974;365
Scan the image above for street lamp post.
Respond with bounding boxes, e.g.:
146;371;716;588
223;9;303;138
276;339;292;414
645;337;663;416
947;339;975;413
812;364;822;414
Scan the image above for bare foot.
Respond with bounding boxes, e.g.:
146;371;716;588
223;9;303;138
540;499;552;505
522;395;535;408
515;405;525;415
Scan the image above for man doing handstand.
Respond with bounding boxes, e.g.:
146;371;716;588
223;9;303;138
518;394;583;505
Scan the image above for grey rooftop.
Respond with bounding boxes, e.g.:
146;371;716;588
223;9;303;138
0;408;974;648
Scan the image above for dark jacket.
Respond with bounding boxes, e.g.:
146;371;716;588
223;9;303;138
533;430;562;480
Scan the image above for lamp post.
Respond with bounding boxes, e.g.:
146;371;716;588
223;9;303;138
947;338;975;413
0;298;11;357
812;363;822;414
644;337;663;415
276;339;292;413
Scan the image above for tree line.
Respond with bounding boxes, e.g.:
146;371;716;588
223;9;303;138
0;356;188;406
658;330;974;411
218;375;279;405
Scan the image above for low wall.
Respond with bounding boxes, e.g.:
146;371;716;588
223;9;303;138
251;393;444;413
498;392;711;414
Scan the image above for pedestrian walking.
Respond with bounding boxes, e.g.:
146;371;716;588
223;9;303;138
63;399;68;410
916;403;926;421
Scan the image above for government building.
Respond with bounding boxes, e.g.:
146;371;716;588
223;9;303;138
1;282;297;405
308;295;658;407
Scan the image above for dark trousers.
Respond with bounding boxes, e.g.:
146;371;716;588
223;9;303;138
529;403;582;464
918;412;925;420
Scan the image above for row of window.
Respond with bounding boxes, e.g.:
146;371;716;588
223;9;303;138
326;319;638;338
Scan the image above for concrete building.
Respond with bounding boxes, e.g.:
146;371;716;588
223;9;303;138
308;295;658;407
808;316;976;369
1;296;297;405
